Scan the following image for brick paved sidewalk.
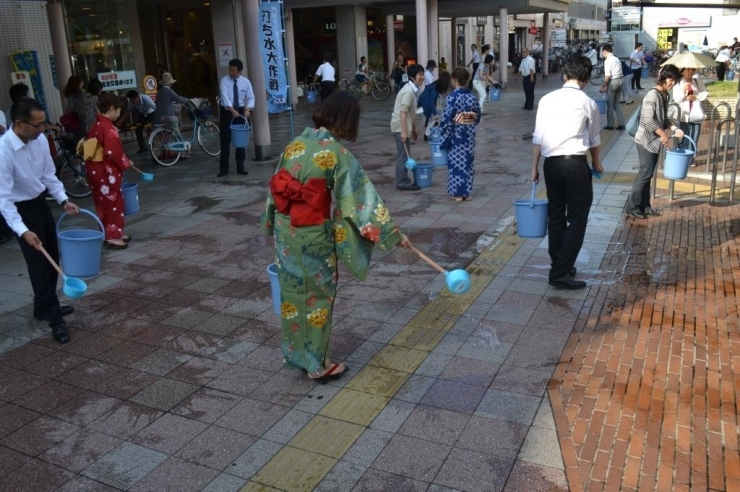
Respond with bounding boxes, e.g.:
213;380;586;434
551;197;740;492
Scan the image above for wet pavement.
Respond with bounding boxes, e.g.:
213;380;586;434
0;74;739;491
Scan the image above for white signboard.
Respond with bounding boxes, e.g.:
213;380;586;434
10;71;34;98
218;42;233;67
99;71;137;90
551;30;566;48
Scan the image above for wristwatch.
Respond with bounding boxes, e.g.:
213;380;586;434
61;199;69;206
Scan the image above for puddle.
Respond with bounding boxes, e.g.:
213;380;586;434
187;196;222;214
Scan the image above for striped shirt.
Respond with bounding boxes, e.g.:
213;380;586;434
635;88;671;153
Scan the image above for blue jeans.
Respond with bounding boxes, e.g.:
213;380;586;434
678;122;701;156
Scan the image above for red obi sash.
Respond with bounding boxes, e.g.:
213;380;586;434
269;168;331;226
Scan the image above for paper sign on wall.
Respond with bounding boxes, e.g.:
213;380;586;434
219;42;233;67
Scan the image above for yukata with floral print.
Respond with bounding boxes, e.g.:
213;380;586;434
85;113;130;241
261;127;402;378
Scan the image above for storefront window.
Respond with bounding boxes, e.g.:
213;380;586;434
64;0;136;88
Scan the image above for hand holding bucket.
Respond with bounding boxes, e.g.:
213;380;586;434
38;245;88;299
409;245;471;294
230;116;250;149
404;142;416;170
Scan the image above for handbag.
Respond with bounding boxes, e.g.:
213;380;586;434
686;101;704;123
60;112;81;133
626;102;641;137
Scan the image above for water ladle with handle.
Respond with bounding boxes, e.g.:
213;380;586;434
38;245;88;299
130;163;154;182
404;141;416;170
409;245;471;294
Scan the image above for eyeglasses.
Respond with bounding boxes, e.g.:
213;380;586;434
22;120;45;129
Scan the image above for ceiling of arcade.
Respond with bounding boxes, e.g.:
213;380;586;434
282;0;572;16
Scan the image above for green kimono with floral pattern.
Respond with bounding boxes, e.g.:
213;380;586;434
260;128;402;377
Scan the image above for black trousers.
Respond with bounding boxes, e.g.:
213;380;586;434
543;156;593;281
631;68;643;90
15;196;63;325
320;81;335;102
219;108;246;174
469;63;479;89
523;75;536;110
717;63;726;82
134;111;154;150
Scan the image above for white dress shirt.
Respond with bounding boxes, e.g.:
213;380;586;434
0;110;6;136
603;55;623;79
629;50;644;70
127;94;156;116
519;56;536;77
533;82;601;157
470;49;480;64
315;62;336;82
0;130;68;236
219;75;256;110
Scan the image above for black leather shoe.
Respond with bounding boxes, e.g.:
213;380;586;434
236;170;249;175
549;275;587;290
570;267;577;277
136;149;149;154
644;208;661;216
616;125;626;130
626;210;646;219
603;126;615;130
217;171;228;177
397;184;421;191
52;324;70;344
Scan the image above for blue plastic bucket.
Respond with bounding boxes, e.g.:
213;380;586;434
727;70;736;82
430;143;448;166
594;98;607;114
513;183;548;238
122;182;139;215
664;136;695;180
267;263;281;316
641;66;650;79
489;87;501;101
56;209;105;277
230;116;250;149
306;90;318;103
413;163;434;187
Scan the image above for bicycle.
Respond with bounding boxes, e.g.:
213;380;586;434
345;71;391;101
589;63;605;85
49;130;91;198
148;99;221;167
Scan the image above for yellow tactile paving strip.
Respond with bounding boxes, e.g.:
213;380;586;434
240;224;527;492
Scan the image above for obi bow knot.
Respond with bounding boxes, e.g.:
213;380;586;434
269;168;331;226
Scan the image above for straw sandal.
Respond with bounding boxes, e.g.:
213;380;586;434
122;235;132;243
104;240;128;250
311;362;349;384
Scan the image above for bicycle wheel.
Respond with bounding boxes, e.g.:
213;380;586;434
589;66;603;85
371;81;391;101
149;127;181;166
197;121;221;156
59;155;91;198
346;80;362;97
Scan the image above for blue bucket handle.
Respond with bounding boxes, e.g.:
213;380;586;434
57;208;105;236
231;116;249;129
530;181;537;209
671;134;695;154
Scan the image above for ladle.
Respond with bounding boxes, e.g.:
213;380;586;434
409;245;471;294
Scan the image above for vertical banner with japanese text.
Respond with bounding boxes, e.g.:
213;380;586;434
259;0;288;113
10;51;47;112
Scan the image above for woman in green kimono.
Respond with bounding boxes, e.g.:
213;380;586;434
261;92;412;382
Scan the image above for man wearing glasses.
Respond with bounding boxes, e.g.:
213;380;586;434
0;98;80;344
516;48;537;110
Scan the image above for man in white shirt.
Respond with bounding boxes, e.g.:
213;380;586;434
390;64;425;191
531;55;603;290
0;110;6;136
126;90;156;154
516;48;537;110
629;43;646;91
313;55;336;102
599;44;625;130
715;45;732;81
0;98;81;343
424;60;437;87
218;58;255;177
467;44;480;88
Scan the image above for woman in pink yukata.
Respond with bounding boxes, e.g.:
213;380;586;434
85;93;131;250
